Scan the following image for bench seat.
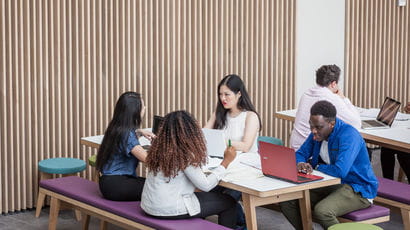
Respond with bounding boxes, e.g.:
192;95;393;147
375;176;410;229
40;176;230;230
338;205;390;223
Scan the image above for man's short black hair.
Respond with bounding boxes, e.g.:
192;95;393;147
310;100;337;121
316;65;340;87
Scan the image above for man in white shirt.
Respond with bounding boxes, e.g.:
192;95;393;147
290;65;361;150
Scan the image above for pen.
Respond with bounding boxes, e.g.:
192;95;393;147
228;139;232;147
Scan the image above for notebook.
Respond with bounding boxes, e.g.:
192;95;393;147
202;128;227;158
258;141;324;184
362;97;401;130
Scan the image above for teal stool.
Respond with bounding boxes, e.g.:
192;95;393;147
258;136;284;146
329;222;383;230
35;157;86;218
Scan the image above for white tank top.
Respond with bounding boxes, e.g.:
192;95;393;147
223;111;258;153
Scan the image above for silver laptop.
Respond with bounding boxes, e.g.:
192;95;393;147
202;128;227;158
362;97;401;130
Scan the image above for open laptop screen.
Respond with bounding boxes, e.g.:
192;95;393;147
377;97;401;126
152;115;164;135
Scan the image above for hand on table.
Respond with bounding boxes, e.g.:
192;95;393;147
297;162;313;174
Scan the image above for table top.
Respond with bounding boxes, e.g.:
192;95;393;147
275;109;410;153
80;135;340;198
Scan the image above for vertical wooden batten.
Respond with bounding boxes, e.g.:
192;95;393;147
345;0;410;108
0;0;295;213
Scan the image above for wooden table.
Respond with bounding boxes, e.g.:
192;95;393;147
220;169;340;230
275;109;410;154
81;134;340;230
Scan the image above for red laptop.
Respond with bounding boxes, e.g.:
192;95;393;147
258;141;324;184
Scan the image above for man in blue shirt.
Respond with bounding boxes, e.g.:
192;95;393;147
280;100;378;230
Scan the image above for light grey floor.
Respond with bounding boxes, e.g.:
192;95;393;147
0;149;406;230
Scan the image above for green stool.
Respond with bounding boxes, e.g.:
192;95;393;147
88;154;99;182
329;223;383;230
35;157;86;218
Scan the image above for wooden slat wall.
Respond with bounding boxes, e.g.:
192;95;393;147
0;0;295;213
345;0;410;107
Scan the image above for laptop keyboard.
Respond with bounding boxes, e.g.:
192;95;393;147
297;174;312;181
363;120;385;127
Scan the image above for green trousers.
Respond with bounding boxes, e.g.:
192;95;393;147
279;184;371;230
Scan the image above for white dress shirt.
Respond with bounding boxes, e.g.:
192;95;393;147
141;164;226;216
290;86;361;150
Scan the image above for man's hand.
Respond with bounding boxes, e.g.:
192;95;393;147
297;162;313;174
405;102;410;114
334;85;345;99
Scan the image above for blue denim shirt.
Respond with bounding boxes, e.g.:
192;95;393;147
296;118;378;199
101;131;140;177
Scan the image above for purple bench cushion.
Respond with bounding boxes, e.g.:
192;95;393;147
40;176;229;230
377;176;410;205
341;205;389;221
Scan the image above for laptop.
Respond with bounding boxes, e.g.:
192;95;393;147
202;128;227;158
152;115;164;135
142;115;164;150
258;141;324;184
362;97;401;130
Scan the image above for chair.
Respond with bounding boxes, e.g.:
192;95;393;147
258;136;284;146
35;157;86;219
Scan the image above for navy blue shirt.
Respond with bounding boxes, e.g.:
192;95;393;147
101;131;141;177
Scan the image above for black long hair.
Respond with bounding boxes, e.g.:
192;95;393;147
213;74;262;130
96;92;143;171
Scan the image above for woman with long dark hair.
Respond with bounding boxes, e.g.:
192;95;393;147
96;91;155;201
204;74;262;227
141;111;237;229
204;74;262;153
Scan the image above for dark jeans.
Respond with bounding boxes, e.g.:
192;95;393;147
212;186;245;226
99;175;145;201
381;147;410;183
150;191;237;229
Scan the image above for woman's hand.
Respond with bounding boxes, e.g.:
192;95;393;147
220;146;236;169
138;129;156;141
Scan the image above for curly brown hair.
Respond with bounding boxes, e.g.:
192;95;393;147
145;110;207;178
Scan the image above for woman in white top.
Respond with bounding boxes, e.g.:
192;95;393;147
204;74;262;153
204;74;262;227
141;111;237;228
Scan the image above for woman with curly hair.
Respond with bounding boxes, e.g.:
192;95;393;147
96;91;155;201
141;110;237;229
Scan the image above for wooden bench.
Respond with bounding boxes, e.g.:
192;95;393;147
374;176;410;229
40;176;230;230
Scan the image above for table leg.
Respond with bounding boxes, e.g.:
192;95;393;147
299;190;312;230
242;193;258;230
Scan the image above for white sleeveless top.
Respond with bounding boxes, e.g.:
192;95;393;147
223;111;258;153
